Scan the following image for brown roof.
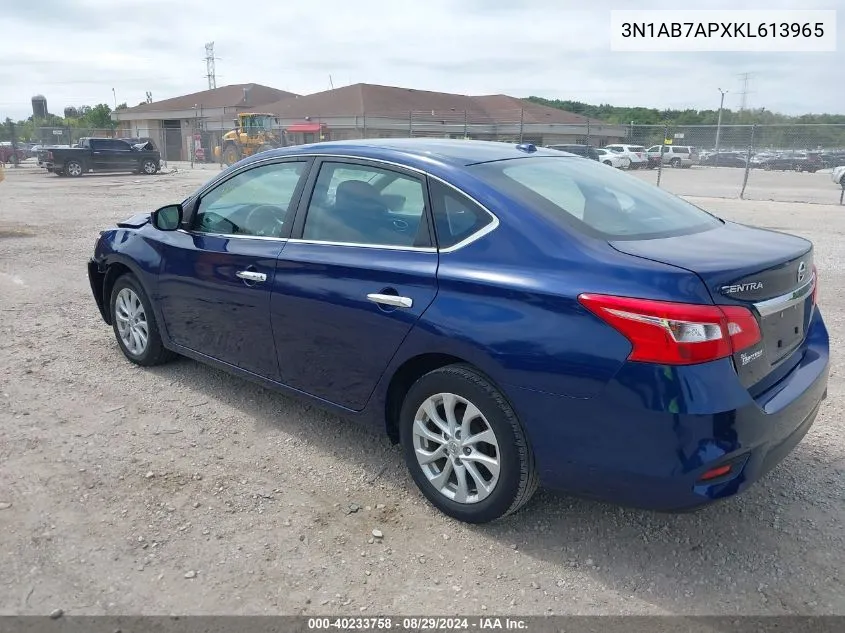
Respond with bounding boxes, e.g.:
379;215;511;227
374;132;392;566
261;83;605;125
473;95;596;124
121;83;299;114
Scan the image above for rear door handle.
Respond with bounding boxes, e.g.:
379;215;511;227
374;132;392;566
367;293;413;308
236;270;267;282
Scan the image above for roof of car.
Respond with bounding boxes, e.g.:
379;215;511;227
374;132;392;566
259;138;569;167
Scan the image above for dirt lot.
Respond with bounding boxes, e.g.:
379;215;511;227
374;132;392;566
1;162;843;616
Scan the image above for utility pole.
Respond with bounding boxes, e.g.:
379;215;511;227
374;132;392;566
205;42;217;90
738;72;752;111
714;88;728;154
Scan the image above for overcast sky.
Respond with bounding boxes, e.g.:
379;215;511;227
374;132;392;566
2;0;842;121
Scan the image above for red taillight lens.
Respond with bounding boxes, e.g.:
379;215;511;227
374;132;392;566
578;294;762;366
47;151;53;160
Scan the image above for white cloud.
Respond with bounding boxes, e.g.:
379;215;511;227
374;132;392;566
1;0;842;119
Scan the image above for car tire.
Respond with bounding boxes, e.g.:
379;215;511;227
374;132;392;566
141;159;158;175
603;160;613;166
109;273;176;367
670;158;681;168
399;364;538;524
65;159;84;177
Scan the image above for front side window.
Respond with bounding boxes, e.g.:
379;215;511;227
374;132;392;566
302;162;429;247
192;161;307;237
471;157;722;240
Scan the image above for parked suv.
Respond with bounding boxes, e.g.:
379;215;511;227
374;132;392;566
646;145;698;168
546;144;600;161
603;144;648;169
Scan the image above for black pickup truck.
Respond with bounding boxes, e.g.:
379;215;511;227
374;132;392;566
44;137;161;177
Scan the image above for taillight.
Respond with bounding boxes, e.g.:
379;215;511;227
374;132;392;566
47;151;53;160
578;294;762;366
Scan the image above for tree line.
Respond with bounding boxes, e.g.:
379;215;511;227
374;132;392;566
526;96;845;126
0;102;136;143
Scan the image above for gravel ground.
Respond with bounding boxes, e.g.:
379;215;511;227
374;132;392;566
0;162;843;616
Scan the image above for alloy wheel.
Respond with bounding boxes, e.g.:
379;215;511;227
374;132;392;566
412;392;501;504
114;288;149;356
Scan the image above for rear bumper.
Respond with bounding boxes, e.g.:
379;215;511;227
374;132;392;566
507;308;830;511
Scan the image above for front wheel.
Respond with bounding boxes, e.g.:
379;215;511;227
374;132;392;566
222;144;241;166
399;364;538;523
670;158;681;168
109;273;175;366
141;159;158;175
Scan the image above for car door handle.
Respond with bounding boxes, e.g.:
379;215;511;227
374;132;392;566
236;270;267;282
367;293;413;308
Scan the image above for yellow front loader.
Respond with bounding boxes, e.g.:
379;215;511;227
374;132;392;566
214;113;283;166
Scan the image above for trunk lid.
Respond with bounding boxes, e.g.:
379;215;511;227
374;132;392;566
610;221;815;389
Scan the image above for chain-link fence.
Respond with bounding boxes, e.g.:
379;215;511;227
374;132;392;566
626;123;845;205
16;118;845;204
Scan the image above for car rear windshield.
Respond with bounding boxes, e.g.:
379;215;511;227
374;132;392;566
470;157;722;240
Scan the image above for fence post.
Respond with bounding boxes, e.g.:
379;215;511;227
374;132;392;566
9;120;19;167
518;109;524;143
740;124;756;200
363;113;367;139
656;123;668;188
463;110;468;139
586;119;591;148
409;111;413;137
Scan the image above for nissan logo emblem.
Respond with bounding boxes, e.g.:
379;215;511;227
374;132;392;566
797;261;807;283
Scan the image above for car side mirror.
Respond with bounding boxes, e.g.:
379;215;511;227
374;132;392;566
151;204;182;231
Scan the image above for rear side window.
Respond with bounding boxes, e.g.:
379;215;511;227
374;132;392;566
470;157;722;240
429;180;494;249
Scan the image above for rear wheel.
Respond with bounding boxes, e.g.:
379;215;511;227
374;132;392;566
109;273;176;367
603;160;613;166
399;364;538;523
65;160;84;177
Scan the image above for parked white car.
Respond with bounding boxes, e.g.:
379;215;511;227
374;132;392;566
832;165;845;186
603;144;648;169
594;148;630;169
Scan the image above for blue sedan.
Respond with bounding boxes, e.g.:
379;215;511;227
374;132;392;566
88;139;829;523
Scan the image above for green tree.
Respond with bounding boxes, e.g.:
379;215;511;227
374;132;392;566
82;103;116;129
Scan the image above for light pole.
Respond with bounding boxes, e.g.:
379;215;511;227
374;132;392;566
714;88;728;154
